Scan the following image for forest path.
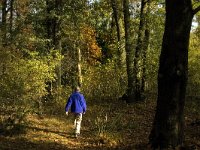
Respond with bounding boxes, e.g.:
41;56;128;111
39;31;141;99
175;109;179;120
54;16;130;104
0;113;112;150
0;98;154;150
0;97;200;150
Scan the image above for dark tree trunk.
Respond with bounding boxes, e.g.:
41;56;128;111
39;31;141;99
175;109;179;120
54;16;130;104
46;0;55;49
111;0;121;42
141;29;150;95
123;0;134;102
46;0;62;49
55;0;63;91
9;0;14;38
54;0;62;50
149;0;194;149
111;0;123;68
1;0;7;45
45;0;63;100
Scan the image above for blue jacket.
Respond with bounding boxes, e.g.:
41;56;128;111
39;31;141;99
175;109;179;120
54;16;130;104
65;92;87;113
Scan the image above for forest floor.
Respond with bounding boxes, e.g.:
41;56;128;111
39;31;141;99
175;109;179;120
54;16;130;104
0;96;200;150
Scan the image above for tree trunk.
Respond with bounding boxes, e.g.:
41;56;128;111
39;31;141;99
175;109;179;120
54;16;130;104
77;47;82;87
70;2;84;89
111;0;125;93
141;29;150;96
149;0;194;149
111;0;121;42
46;0;54;49
46;0;62;49
1;0;7;45
134;0;149;101
141;1;151;98
111;0;123;68
123;0;134;102
9;0;14;39
55;0;62;92
45;0;63;100
54;0;62;49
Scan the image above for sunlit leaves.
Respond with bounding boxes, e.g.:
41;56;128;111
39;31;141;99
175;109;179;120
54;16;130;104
81;25;102;64
0;48;59;109
188;32;200;95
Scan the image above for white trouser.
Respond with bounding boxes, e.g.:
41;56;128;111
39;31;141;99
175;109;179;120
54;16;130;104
74;113;82;134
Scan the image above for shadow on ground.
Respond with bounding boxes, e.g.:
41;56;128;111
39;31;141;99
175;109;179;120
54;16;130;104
0;136;68;150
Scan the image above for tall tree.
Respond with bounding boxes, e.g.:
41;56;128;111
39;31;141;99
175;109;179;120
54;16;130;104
123;0;135;102
46;0;62;49
1;0;7;45
149;0;200;149
111;0;123;68
9;0;14;39
67;0;89;88
45;0;63;100
134;0;151;101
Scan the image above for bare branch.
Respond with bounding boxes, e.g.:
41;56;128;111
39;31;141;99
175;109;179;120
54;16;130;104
193;5;200;15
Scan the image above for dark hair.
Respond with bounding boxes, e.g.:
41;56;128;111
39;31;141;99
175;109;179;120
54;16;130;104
74;86;80;92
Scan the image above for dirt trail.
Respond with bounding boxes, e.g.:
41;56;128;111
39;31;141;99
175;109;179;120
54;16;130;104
0;113;119;150
0;99;200;150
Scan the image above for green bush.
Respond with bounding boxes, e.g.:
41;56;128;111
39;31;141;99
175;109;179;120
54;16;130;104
82;61;127;101
0;48;59;133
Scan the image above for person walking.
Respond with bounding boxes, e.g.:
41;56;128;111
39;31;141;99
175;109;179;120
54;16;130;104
65;86;87;138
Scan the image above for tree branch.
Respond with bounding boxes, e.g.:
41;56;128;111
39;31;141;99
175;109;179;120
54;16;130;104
193;5;200;15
